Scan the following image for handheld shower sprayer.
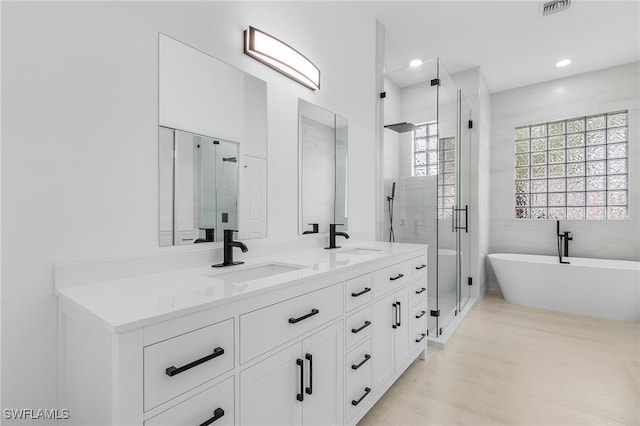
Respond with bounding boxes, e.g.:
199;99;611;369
388;182;396;242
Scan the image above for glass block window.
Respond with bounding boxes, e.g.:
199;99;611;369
413;122;455;218
514;111;628;220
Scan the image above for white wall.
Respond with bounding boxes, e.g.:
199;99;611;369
1;1;378;417
489;62;640;287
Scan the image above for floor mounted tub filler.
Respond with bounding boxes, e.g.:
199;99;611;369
488;253;640;322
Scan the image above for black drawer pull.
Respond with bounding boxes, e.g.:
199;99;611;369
289;308;319;324
416;310;426;319
296;358;304;402
415;287;426;295
351;387;371;406
416;333;427;343
351;354;371;370
351;287;371;298
351;320;371;334
389;273;404;281
199;408;224;426
415;264;426;270
165;347;224;377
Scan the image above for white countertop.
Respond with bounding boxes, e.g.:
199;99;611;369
56;241;427;333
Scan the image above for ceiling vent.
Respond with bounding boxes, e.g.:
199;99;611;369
541;0;571;16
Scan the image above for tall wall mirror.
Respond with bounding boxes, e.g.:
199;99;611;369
159;127;239;246
298;99;348;234
158;33;268;246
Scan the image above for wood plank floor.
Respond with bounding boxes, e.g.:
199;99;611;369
358;289;640;426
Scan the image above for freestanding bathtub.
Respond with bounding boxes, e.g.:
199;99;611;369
488;253;640;322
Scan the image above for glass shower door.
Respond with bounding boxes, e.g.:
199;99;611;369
435;60;459;335
457;92;472;312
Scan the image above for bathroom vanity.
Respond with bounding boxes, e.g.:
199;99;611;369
56;242;428;426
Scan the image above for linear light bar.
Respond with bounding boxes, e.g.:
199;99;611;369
244;26;320;91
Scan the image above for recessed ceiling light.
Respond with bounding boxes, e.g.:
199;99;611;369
556;59;572;68
409;59;423;67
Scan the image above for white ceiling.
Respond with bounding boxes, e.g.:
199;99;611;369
371;1;640;93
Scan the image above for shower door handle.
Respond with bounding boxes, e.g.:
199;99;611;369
451;206;455;233
453;205;469;233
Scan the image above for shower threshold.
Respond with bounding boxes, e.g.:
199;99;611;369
427;297;477;348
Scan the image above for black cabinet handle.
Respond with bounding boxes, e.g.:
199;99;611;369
351;354;371;370
165;347;224;377
415;264;426;270
396;301;401;327
389;273;404;281
392;303;397;329
289;308;319;324
199;408;224;426
416;310;426;319
416;333;427;343
415;287;426;295
305;353;313;395
351;287;371;298
296;358;304;402
351;320;371;334
351;387;371;406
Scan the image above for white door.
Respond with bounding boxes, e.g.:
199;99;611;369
371;294;395;390
239;344;303;426
393;285;412;368
301;322;343;426
239;156;267;239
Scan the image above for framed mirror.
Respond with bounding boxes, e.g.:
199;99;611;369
159;127;239;246
298;99;348;234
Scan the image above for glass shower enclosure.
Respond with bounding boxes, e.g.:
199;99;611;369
382;58;471;339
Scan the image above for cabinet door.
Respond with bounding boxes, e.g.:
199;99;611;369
240;344;303;426
393;285;412;369
371;294;394;390
301;322;343;426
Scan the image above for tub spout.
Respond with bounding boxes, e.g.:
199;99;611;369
556;221;571;264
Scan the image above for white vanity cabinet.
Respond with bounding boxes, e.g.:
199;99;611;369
371;284;412;389
239;321;343;426
56;243;427;426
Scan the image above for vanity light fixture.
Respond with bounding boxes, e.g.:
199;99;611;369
244;26;320;90
409;59;423;67
556;59;572;67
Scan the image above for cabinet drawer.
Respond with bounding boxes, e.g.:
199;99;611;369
145;376;234;426
345;306;372;350
345;273;372;312
144;318;234;410
372;261;412;299
411;278;428;306
240;282;343;363
346;340;372;422
412;254;428;279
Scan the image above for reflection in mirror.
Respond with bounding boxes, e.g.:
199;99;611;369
298;99;348;234
159;127;239;246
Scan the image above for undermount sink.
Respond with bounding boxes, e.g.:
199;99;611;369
209;263;307;283
339;248;383;255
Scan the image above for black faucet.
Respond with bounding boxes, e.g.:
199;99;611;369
556;221;572;264
325;223;349;249
195;228;215;244
212;229;248;267
302;223;319;234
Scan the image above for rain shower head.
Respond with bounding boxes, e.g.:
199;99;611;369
384;122;417;133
